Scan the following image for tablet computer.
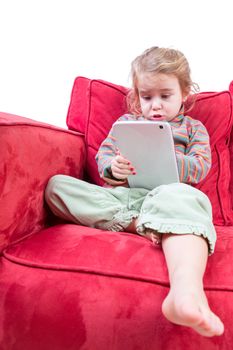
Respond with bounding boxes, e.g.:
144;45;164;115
112;120;179;190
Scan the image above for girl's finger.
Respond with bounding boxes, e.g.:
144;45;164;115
111;165;136;176
115;155;131;165
112;169;132;177
112;162;130;172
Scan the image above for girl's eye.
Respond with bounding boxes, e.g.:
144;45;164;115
161;94;171;99
142;96;151;100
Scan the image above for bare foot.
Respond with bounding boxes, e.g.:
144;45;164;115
125;218;138;233
162;289;224;337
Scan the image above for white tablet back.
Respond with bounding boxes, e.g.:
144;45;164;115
112;120;179;190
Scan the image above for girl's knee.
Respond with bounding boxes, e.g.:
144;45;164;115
45;175;66;203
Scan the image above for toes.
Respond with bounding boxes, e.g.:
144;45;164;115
162;293;224;337
194;312;224;337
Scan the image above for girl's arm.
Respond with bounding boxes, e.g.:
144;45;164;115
96;115;136;186
95;128;123;184
96;127;132;186
176;123;211;184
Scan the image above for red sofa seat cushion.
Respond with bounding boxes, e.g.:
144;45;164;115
2;224;232;349
3;224;233;290
66;77;233;225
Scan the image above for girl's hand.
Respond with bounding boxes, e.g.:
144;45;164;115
111;151;136;180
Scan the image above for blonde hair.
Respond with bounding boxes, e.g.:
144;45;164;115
127;46;199;115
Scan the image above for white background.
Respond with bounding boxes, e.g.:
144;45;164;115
0;0;232;127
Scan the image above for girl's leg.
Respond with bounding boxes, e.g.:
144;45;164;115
131;183;224;335
45;175;143;230
126;219;224;337
161;233;224;337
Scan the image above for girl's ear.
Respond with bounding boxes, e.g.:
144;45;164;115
183;86;192;102
182;91;189;103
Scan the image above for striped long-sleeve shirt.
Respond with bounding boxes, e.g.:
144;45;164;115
95;113;211;185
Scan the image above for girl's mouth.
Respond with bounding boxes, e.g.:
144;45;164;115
150;115;165;121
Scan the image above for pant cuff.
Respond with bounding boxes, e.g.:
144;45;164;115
95;210;139;232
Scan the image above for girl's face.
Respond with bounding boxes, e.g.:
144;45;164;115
137;73;186;121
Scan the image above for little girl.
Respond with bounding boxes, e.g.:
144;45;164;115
45;46;224;337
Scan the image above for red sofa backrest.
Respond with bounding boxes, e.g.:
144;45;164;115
67;77;128;184
187;90;233;225
66;76;233;226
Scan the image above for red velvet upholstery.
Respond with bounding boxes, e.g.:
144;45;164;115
67;77;128;185
0;112;85;252
1;78;233;349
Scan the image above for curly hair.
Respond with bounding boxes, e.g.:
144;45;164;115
127;46;199;115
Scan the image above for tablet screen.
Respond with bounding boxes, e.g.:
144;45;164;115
112;120;179;190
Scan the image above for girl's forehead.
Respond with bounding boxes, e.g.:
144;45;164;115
137;73;179;91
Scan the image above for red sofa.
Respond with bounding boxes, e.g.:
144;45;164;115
1;77;233;350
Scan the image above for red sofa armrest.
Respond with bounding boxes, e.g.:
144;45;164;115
0;112;86;252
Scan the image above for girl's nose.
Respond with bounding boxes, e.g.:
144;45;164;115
152;99;162;110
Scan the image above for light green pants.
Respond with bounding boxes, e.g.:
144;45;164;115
45;175;216;254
